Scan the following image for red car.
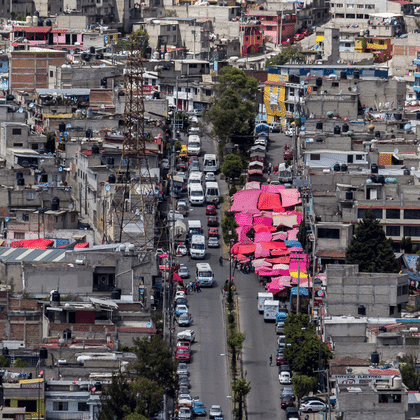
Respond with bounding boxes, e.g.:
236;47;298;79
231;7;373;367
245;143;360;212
276;350;287;366
281;395;294;409
282;38;294;45
175;346;191;363
293;33;304;42
188;156;199;165
205;205;216;215
207;216;218;226
303;28;313;36
208;228;219;237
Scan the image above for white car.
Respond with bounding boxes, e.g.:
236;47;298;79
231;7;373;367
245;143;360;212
189;116;198;124
175;291;186;300
167;210;184;221
205;172;216;181
208;237;220;248
177;362;189;375
279;371;291;384
178;313;193;327
178;394;193;406
299;400;329;413
177;329;196;343
178;265;190;278
209;405;222;419
161;158;170;170
176;244;188;256
179;406;192;419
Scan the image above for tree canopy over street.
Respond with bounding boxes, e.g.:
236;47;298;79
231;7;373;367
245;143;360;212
208;67;258;143
222;154;244;182
265;47;305;67
345;209;398;273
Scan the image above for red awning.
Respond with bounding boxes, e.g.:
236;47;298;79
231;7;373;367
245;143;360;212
12;26;52;33
11;238;54;249
75;242;89;248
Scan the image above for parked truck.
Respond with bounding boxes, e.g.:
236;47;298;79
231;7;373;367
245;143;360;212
258;292;273;313
264;300;279;322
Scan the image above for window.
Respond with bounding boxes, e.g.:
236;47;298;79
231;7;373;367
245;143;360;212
404;209;420;219
332;82;339;87
53;402;69;411
345;43;351;48
365;4;374;8
50;71;54;77
78;403;89;412
389;306;395;315
12;128;22;135
347;3;354;6
26;192;36;200
205;90;212;96
13;232;25;240
386;209;400;219
310;154;321;160
317;228;340;239
355;155;364;160
330;2;334;5
173;36;176;42
346;14;355;18
13;143;23;147
71;214;76;223
357;13;364;18
404;226;420;237
18;400;37;412
336;3;343;6
378;394;401;403
357;4;364;8
386;226;400;237
358;208;382;219
31;143;39;150
266;26;273;31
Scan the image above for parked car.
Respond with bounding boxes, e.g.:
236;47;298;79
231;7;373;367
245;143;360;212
176;244;188;256
279;364;291;373
299;400;329;413
175;291;186;300
285;406;300;420
175;346;191;363
175;304;189;316
177;340;191;349
276;348;287;365
205;205;216;215
175;297;188;306
209;405;222;419
208;227;219;237
177;362;189;375
179;313;193;327
178;376;190;388
179;406;193;419
293;33;304;41
208;237;220;248
281;395;294;409
276;321;285;334
177;329;196;342
178;394;193;406
278;335;286;347
279;371;291;385
282;387;295;399
161;158;170;170
207;216;218;226
177;199;189;216
301;396;325;404
191;401;206;416
178;265;190;279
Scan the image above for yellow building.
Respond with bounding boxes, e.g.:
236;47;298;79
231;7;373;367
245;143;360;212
264;69;287;123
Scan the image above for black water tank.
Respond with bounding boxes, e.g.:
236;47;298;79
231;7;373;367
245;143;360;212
94;382;102;391
404;169;410;175
370;175;378;183
86;129;92;138
90;46;95;54
91;144;100;154
353;70;360;79
358;305;366;315
371;351;380;364
51;197;60;211
6;94;14;101
38;18;44;26
81;52;89;61
378;175;385;184
63;329;72;340
316;77;323;87
45;19;52;26
341;163;348;172
316;54;322;60
51;290;60;302
346;191;353;200
315;137;323;143
417;112;420;120
17;178;24;186
39;347;48;359
101;78;107;88
153;91;160;99
108;174;116;184
316;121;323;130
334;126;341;135
2;347;8;356
58;122;65;132
379;326;387;332
394;113;402;120
107;157;114;166
111;288;121;300
289;74;300;84
375;131;380;138
16;171;23;179
340;70;347;79
34;11;39;18
342;123;349;132
333;163;340;172
371;164;378;174
95;53;104;60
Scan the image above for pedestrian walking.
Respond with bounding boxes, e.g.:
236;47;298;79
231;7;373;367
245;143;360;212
196;283;201;292
269;354;273;366
219;256;223;267
192;281;196;292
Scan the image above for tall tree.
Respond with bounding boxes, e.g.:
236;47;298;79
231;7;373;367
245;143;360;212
130;335;178;396
232;379;251;420
291;375;316;406
266;47;305;67
131;377;165;418
208;67;257;143
222;154;244;183
345;209;399;273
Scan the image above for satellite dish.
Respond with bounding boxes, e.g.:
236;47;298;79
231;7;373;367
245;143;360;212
58;167;63;172
353;87;357;92
66;123;72;128
102;64;106;68
146;322;152;328
105;185;111;191
300;81;305;86
339;90;343;95
394;148;399;154
4;217;9;223
301;126;305;131
28;103;34;108
101;104;105;109
18;107;23;113
337;60;340;64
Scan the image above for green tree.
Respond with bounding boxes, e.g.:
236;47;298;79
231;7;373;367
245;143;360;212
400;236;416;254
227;330;245;373
266;47;305;67
229;185;237;197
13;358;28;368
125;414;148;420
130;335;178;395
291;375;316;406
232;379;251;420
401;363;420;390
98;373;137;420
222;211;238;246
131;377;165;418
0;355;10;367
208;67;257;143
222;154;243;183
345;209;399;273
44;132;56;154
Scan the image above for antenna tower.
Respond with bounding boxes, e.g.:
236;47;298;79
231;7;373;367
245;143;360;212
107;36;157;248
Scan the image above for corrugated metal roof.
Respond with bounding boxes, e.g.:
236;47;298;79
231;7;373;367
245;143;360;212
408;393;420;404
0;247;67;263
36;88;90;96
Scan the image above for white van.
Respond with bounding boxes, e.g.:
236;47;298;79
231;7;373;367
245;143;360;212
203;154;218;173
205;182;220;204
190;235;205;259
187;220;202;236
188;171;203;186
258;292;273;313
264;300;279;322
187;135;201;156
195;263;214;287
188;183;205;205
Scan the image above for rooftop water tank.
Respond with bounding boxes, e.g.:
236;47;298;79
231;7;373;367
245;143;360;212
371;351;379;365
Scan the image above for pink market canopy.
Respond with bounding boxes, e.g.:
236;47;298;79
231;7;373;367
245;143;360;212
270;249;290;256
245;181;261;189
229;189;261;213
261;184;286;193
280;189;301;208
288;228;299;241
265;256;290;264
290;277;312;287
255;232;273;242
254;224;276;233
273;213;298;228
253;216;273;226
258;193;284;212
272;232;288;241
252;258;272;268
266;276;292;293
236;226;254;245
231;243;255;255
235;213;253;226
